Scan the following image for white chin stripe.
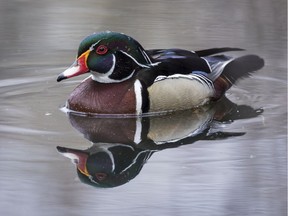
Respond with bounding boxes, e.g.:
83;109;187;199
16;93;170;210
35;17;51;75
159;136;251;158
91;54;135;83
91;54;116;83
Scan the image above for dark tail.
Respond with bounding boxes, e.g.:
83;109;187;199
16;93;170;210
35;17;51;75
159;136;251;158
221;55;264;84
213;55;264;100
195;47;244;57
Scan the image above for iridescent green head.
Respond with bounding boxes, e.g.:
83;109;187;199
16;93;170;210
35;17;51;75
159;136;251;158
57;31;152;83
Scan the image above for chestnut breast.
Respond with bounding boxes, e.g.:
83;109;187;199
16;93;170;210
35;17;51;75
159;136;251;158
67;77;137;114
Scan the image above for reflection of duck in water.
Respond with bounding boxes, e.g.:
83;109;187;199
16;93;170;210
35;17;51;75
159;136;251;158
57;97;263;188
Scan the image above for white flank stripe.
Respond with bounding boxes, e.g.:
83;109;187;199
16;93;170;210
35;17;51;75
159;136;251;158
134;79;143;115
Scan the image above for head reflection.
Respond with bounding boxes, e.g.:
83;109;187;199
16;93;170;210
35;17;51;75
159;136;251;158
57;143;152;188
57;97;263;188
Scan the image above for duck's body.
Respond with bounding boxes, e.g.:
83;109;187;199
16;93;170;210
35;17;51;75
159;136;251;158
57;31;264;115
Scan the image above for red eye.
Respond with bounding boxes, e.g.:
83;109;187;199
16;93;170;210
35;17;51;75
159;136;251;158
96;45;108;55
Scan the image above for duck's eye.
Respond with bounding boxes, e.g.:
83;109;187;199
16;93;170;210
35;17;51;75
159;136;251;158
96;45;108;55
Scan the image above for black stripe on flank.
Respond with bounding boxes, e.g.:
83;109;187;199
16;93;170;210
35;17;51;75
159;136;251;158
139;80;150;113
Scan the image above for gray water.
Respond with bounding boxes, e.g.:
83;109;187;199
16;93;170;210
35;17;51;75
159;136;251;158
0;0;287;215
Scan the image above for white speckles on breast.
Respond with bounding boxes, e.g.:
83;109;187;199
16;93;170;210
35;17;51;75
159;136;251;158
148;76;214;112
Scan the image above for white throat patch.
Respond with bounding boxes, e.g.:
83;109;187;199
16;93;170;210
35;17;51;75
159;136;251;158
91;54;136;83
90;54;116;83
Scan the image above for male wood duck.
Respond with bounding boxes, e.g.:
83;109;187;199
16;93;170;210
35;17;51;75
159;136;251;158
57;31;264;115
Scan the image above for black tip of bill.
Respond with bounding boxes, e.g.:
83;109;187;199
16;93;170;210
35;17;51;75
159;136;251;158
56;146;67;153
57;74;67;82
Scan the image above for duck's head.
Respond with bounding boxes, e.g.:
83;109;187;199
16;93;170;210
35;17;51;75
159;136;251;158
57;31;152;83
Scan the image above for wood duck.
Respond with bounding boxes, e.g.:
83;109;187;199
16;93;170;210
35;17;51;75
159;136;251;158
57;31;264;115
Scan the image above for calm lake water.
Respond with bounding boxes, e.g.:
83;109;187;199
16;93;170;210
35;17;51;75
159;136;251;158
0;0;287;215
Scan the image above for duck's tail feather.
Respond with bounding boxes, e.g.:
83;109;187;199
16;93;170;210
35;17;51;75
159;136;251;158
195;47;244;57
221;55;264;84
213;55;264;99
